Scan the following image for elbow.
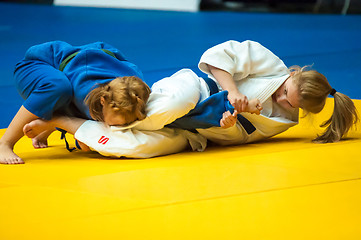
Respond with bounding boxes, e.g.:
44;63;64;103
208;64;219;74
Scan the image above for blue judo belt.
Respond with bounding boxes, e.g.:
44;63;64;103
167;78;256;135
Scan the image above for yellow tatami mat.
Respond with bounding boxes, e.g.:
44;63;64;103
1;98;360;240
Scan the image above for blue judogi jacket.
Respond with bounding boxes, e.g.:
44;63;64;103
14;41;143;120
167;90;256;134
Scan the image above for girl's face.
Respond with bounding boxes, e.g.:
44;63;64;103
102;106;127;126
101;97;135;126
272;75;300;111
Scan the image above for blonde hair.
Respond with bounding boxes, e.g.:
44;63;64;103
290;66;359;143
85;76;151;124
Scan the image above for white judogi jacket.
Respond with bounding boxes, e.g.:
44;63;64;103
197;40;298;145
74;69;209;158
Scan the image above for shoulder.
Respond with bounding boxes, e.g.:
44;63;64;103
220;40;265;47
209;40;272;54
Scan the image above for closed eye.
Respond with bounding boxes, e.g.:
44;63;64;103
285;88;294;108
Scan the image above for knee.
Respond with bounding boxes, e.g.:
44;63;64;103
47;80;73;99
39;80;73;102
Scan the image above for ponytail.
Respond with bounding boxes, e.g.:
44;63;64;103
292;65;359;143
313;91;359;143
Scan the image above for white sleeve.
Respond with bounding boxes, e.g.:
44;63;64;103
74;120;206;158
198;40;289;80
134;69;203;131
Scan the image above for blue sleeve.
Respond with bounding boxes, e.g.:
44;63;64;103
167;91;232;130
167;91;256;134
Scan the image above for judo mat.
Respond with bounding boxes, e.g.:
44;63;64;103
1;2;361;240
1;99;360;239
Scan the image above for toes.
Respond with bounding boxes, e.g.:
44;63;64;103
32;140;40;149
1;158;25;165
39;141;48;148
11;158;24;164
16;158;25;164
32;138;48;149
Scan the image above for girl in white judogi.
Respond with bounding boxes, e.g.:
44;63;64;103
22;40;358;161
196;40;357;144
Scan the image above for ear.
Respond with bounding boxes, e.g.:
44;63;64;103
100;96;105;106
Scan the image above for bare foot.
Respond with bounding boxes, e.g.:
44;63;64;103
31;129;54;149
0;143;24;164
23;119;54;139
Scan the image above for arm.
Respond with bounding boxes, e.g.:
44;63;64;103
24;116;206;158
134;69;203;131
50;117;91;151
199;40;288;112
209;65;249;112
74;120;206;158
220;98;263;129
199;40;289;79
52;116;86;134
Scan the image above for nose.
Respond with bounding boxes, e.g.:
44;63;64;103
277;95;291;109
277;94;286;103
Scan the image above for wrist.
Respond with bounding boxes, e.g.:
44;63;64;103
227;89;241;95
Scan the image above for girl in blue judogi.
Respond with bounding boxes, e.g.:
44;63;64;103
0;41;150;164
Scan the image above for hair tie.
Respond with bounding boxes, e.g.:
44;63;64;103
330;88;337;96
